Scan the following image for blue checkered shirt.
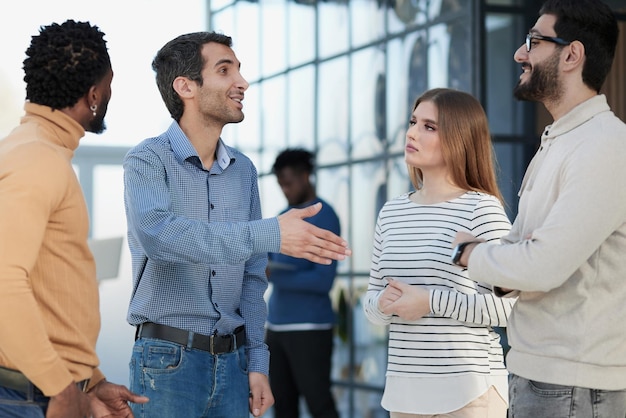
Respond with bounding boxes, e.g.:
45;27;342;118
123;121;280;374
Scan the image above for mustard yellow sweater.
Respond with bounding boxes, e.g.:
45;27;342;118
0;103;105;396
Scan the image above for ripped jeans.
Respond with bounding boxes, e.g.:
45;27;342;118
129;337;249;418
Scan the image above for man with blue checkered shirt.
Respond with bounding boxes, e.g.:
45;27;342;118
123;32;351;418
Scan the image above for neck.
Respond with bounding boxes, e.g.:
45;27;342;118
178;113;223;169
414;172;465;204
544;82;596;121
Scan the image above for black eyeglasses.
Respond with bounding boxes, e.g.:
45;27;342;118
525;33;571;52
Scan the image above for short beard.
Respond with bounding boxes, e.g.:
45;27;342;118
88;99;109;134
88;115;107;134
513;49;563;103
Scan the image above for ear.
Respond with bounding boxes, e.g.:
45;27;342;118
87;84;98;109
172;76;195;99
562;40;585;72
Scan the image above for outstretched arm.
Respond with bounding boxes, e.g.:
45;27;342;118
278;202;351;264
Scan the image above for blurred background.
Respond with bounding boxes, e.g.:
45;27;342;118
1;1;624;416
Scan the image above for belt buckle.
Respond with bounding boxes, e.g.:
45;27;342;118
209;334;216;355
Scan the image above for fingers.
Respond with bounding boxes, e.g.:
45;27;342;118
452;231;476;246
248;373;274;417
278;210;351;264
296;201;323;218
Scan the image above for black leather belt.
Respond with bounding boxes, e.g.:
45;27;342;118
136;322;245;355
0;366;89;395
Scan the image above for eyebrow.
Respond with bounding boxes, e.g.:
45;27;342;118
214;58;240;69
417;117;438;125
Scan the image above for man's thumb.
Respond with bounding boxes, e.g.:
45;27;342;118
300;202;322;218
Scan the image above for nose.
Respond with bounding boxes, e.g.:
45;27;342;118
513;44;527;63
236;72;249;91
406;124;417;142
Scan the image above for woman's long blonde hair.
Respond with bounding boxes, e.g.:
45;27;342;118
407;88;504;203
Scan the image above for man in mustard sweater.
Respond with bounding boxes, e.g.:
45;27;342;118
0;20;147;418
452;0;626;417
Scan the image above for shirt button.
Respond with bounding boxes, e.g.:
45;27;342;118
212;270;216;276
210;203;214;209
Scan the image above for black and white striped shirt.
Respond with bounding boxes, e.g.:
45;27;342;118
363;191;514;412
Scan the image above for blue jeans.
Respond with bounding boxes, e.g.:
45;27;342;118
130;337;250;418
508;373;626;418
0;386;48;418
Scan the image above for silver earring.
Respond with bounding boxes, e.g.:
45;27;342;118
90;104;97;117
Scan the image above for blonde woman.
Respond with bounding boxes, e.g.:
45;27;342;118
363;88;515;418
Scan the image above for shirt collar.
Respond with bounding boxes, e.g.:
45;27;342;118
543;94;610;141
166;121;235;171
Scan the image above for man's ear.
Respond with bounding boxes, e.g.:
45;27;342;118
87;84;98;108
172;76;195;98
563;40;585;72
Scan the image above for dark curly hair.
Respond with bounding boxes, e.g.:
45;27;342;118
272;148;315;175
23;20;111;109
152;32;232;122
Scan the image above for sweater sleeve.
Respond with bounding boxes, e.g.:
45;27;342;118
469;125;626;292
432;195;515;327
430;287;515;327
362;211;394;325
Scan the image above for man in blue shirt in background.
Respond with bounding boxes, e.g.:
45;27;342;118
123;33;350;418
266;148;341;418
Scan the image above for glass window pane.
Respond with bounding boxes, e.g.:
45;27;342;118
211;0;234;10
287;66;315;150
388;156;411;200
387;37;414;156
486;13;526;135
261;1;287;77
350;2;385;48
222;84;261;152
494;141;527;219
350;161;386;273
318;2;349;58
211;7;235;39
486;0;525;5
387;0;431;34
350;47;385;160
316;166;350;275
259;172;285;220
318;57;349;166
93;165;125;238
233;2;261;83
262;76;287;150
447;18;472;92
288;2;316;66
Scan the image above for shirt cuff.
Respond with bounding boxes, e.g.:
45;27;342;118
249;218;281;254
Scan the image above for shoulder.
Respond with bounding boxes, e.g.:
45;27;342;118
461;191;507;216
316;197;339;216
1;137;70;173
126;134;171;157
378;193;412;217
0;140;73;200
222;143;253;164
462;191;501;206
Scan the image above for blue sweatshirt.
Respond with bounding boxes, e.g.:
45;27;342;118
267;197;340;327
